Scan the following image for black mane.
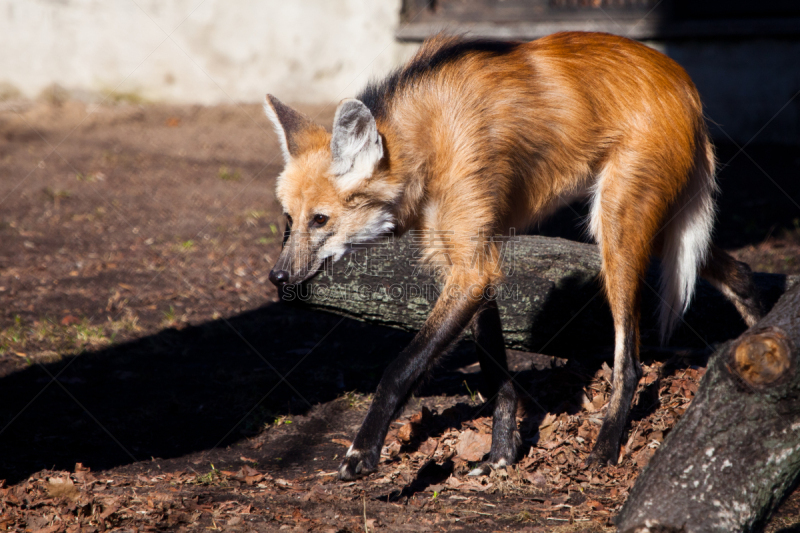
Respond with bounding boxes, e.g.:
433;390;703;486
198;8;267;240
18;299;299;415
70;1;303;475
357;37;519;121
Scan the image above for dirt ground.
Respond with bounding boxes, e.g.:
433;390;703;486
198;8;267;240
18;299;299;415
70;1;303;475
0;97;799;532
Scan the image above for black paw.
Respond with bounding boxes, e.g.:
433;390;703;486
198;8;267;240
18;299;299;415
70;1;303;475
585;442;619;467
467;434;519;477
467;456;511;477
337;448;377;481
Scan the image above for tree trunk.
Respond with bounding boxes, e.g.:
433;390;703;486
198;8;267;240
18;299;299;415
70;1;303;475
289;234;796;356
616;284;800;533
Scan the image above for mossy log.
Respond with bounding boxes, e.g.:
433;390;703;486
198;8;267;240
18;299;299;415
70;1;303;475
616;283;800;533
289;234;796;356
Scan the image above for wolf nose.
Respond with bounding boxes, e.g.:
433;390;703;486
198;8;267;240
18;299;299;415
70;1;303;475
269;269;290;287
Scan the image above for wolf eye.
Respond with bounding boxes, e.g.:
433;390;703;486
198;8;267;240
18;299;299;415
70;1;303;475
313;214;329;226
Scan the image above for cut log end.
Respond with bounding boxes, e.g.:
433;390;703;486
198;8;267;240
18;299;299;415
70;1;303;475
616;286;800;532
730;327;793;388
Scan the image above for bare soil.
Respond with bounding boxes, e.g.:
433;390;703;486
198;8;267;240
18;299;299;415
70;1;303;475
0;99;799;532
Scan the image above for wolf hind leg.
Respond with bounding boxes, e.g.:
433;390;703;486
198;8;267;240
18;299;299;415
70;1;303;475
585;157;663;466
467;298;521;476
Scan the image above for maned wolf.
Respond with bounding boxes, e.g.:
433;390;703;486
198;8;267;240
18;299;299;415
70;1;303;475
264;32;761;480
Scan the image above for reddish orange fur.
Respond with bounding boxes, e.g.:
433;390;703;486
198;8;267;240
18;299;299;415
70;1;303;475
266;32;747;470
273;34;707;285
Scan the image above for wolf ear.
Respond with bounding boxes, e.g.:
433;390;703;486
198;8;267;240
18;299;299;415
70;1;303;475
330;98;383;190
264;94;320;163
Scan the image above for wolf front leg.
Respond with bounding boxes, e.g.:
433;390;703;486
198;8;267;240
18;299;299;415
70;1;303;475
468;298;520;475
338;277;486;480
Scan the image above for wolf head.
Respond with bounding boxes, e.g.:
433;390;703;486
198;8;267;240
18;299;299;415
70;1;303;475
264;95;396;287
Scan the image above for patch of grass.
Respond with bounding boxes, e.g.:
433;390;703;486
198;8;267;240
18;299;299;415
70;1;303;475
162;306;178;328
244;210;270;227
102;89;147;105
272;415;293;427
174;239;195;253
76;172;106;183
218;166;241;181
340;391;371;410
161;308;189;329
463;380;479;403
194;464;223;486
108;311;140;336
0;316;25;355
0;314;141;364
73;321;110;348
32;319;60;344
42;187;71;202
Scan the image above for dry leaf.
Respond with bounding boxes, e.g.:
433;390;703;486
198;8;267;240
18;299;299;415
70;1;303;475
540;437;564;451
60;315;80;326
398;407;433;443
578;392;598;413
445;475;464;489
455;429;491;462
587;499;605;511
601;362;613;383
537;413;557;442
47;476;79;500
383;441;402;458
523;471;546;487
592;392;607;411
634;447;656;468
418;437;438;456
397;422;414;443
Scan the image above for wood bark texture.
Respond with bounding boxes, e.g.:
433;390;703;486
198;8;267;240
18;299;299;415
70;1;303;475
290;235;796;356
616;283;800;533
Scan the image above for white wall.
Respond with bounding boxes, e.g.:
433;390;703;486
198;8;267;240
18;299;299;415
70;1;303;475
0;0;418;104
2;2;797;143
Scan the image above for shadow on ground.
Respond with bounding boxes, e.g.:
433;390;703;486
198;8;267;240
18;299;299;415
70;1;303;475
0;304;415;483
1;267;789;485
0;297;575;485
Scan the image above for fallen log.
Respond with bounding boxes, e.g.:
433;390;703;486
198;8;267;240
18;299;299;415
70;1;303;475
616;283;800;533
287;234;796;356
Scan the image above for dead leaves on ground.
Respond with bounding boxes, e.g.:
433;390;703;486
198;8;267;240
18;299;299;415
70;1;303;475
0;357;709;531
454;429;492;462
0;463;284;532
353;358;708;526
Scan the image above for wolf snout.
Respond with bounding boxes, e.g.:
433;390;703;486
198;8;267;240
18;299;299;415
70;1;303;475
268;269;290;287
